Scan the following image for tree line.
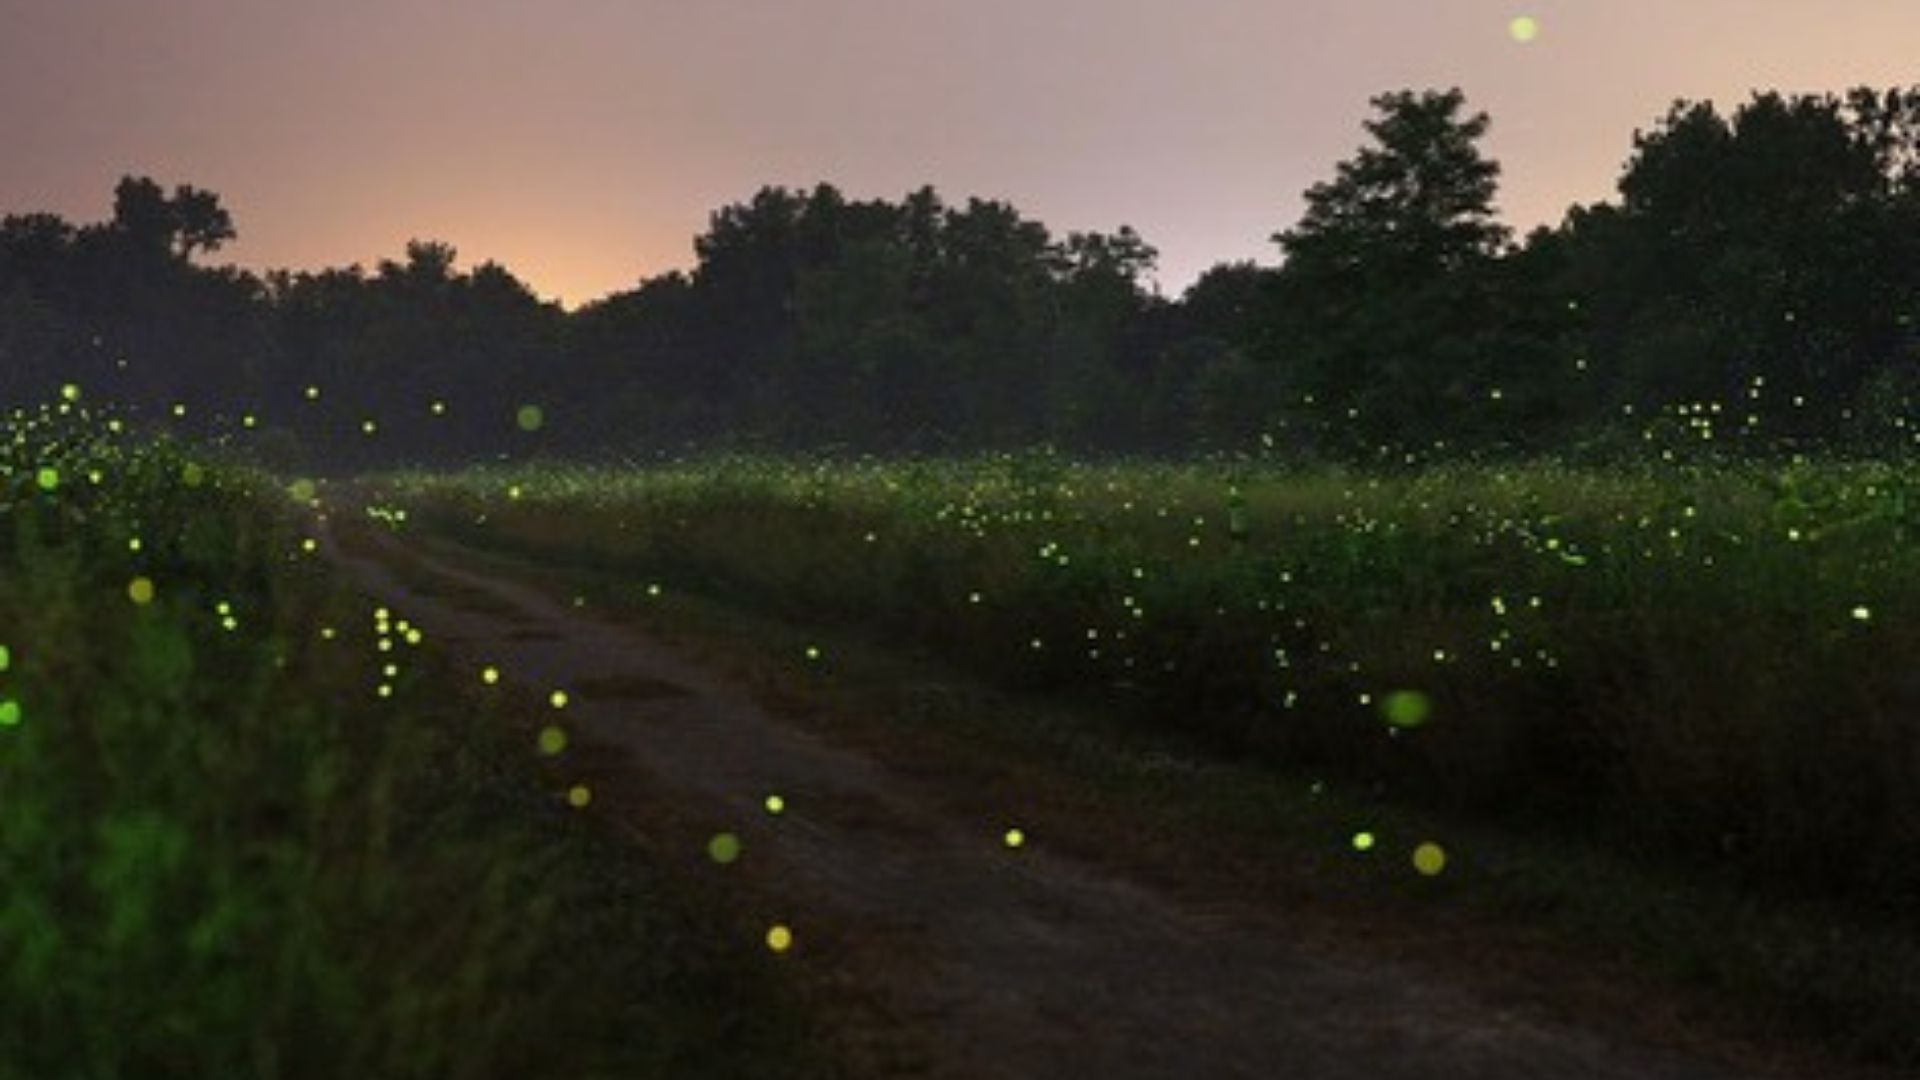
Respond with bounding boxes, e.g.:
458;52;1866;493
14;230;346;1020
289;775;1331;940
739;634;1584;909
4;86;1919;469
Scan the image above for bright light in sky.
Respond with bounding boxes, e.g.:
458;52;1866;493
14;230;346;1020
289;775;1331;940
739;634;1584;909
3;1;1917;306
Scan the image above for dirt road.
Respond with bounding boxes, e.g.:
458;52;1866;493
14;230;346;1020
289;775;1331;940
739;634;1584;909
321;514;1806;1080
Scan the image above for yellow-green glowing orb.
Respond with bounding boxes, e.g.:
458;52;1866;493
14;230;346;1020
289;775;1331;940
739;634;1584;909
0;699;19;727
765;925;794;953
288;478;317;502
481;665;501;685
127;577;156;605
516;404;545;432
1352;831;1376;852
1508;15;1539;42
1851;605;1872;622
1413;841;1448;876
537;725;568;756
1381;689;1432;728
304;385;321;400
549;689;570;709
34;467;58;492
567;784;592;808
1003;827;1026;849
707;832;743;864
60;383;80;402
764;794;786;815
0;644;11;672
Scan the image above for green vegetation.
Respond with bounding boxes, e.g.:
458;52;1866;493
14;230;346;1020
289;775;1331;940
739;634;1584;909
0;404;826;1078
393;454;1920;912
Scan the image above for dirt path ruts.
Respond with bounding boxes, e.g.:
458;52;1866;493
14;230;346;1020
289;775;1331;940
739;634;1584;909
320;516;1776;1080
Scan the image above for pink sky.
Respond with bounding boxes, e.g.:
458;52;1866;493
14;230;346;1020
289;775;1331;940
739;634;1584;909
3;1;1916;307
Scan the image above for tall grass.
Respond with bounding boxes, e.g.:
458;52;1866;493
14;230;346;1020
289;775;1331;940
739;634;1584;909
394;453;1920;911
1;409;822;1078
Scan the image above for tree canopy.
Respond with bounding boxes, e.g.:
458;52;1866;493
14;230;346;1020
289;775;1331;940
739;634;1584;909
5;85;1920;467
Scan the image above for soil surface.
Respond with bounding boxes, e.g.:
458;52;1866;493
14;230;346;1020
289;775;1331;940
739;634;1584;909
319;510;1830;1080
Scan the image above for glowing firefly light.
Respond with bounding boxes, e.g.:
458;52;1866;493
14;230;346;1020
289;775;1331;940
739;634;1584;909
707;833;742;864
765;925;793;953
1381;690;1432;729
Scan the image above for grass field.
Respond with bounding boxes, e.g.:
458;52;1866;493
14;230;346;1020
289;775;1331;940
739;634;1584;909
0;405;828;1079
373;453;1920;1066
390;453;1920;911
13;403;1920;1071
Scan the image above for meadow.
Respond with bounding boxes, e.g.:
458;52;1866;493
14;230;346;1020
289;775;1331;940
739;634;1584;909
392;453;1920;911
11;401;1920;1071
0;404;825;1079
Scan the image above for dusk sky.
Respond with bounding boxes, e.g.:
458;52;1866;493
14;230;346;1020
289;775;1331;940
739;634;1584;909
4;1;1917;307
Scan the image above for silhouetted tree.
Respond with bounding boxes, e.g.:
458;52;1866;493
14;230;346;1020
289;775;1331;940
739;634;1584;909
1558;89;1920;446
1267;88;1523;453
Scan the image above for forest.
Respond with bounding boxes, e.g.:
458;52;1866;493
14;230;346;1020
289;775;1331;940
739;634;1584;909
6;86;1920;467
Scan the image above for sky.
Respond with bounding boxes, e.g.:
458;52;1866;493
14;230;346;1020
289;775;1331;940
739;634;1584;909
3;1;1918;308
